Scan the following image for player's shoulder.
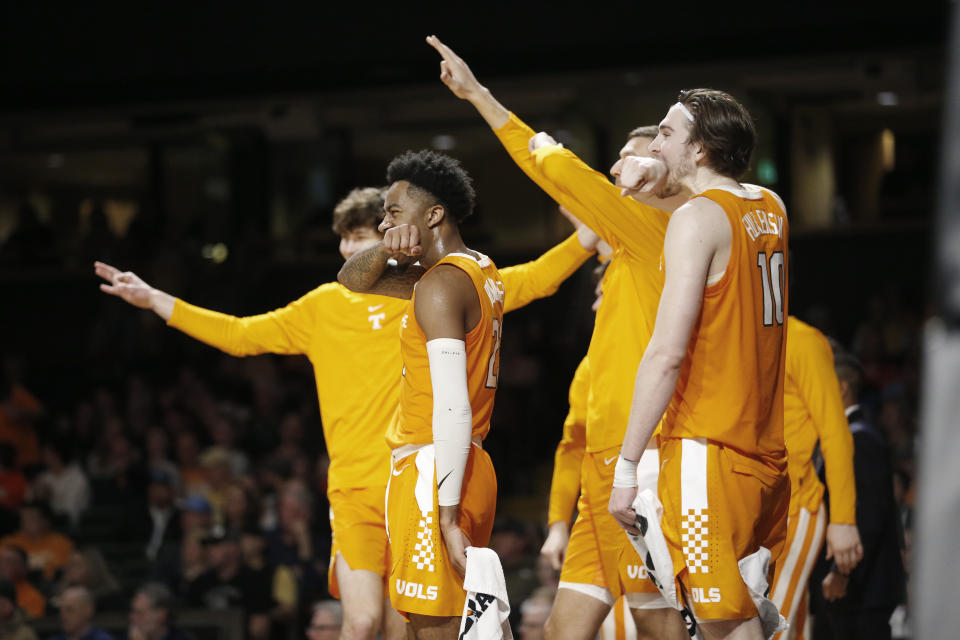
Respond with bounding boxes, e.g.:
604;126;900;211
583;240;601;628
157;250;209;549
667;196;729;242
741;183;787;213
415;261;475;304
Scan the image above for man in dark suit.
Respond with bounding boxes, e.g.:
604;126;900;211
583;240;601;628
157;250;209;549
818;353;906;640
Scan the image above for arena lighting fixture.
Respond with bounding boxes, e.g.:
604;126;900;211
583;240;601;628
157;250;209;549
877;91;899;106
201;243;229;264
432;134;456;150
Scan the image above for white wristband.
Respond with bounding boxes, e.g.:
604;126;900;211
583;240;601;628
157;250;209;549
612;455;639;488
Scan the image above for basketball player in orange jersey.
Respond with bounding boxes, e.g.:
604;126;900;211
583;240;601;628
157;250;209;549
336;149;506;640
609;91;791;640
96;186;600;640
769;316;862;640
427;35;688;640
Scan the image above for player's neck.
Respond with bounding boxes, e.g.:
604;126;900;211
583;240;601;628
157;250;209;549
686;167;740;196
421;226;469;269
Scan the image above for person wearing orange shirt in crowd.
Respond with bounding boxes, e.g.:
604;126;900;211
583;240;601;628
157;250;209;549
0;546;45;619
97;184;599;640
428;36;689;640
609;91;791;640
769;317;863;639
0;501;74;582
338;149;506;640
0;374;42;470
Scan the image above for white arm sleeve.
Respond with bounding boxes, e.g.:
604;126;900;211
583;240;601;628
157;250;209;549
427;338;473;507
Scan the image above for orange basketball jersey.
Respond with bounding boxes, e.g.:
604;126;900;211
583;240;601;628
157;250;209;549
662;186;789;468
386;252;504;449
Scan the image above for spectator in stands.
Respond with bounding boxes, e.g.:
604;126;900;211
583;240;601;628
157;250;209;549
143;471;181;561
221;483;258;536
0;372;42;469
240;527;297;626
31;442;90;527
151;495;210;597
306;600;341;640
174;433;205;497
490;519;539;613
51;550;122;613
206;416;248;477
186;528;273;640
820;353;907;640
0;501;73;580
197;448;233;526
90;435;147;520
143;428;181;496
0;546;44;618
517;591;553;640
0;577;36;640
49;585;114;640
126;582;193;640
265;482;327;608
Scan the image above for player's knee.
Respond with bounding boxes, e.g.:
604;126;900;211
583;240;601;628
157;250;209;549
341;610;380;640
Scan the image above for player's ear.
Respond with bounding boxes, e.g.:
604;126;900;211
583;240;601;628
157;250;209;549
692;140;706;163
425;204;445;228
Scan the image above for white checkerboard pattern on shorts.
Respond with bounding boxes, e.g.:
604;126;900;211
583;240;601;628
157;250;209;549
411;510;436;572
681;508;710;573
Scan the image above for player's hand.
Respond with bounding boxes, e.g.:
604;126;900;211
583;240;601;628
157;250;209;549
557;206;603;253
825;523;863;575
821;570;849;602
440;522;471;577
615;156;667;196
528;131;560;153
95;261;154;309
383;224;423;257
426;35;485;101
540;521;570;571
608;486;641;535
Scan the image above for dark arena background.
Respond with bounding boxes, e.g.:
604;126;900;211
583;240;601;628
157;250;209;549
0;4;952;640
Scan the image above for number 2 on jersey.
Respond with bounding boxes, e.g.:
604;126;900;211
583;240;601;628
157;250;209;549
757;251;785;326
485;318;502;388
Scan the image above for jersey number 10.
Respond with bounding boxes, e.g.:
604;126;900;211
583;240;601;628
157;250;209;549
757;251;785;326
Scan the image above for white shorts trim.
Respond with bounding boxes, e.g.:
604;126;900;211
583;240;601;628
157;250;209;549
624;592;672;610
558;581;614;606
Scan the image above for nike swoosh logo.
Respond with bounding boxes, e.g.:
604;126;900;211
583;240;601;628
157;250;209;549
392;465;410;476
437;470;453;489
604;456;618;465
367;304;384;312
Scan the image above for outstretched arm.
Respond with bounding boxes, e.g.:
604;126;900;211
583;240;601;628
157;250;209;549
95;261;175;320
337;225;426;299
608;202;719;533
96;261;316;356
427;35;509;130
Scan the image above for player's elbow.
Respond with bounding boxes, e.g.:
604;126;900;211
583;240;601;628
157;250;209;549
336;267;368;292
648;346;686;375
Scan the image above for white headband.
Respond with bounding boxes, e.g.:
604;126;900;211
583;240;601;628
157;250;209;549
675;102;695;122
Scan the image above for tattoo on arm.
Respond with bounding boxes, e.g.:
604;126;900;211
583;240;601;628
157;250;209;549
338;242;426;299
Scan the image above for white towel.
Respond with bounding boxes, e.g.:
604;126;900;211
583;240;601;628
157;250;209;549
458;546;513;640
737;547;788;640
629;489;702;638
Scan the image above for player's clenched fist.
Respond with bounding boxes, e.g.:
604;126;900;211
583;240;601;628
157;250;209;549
616;156;667;196
383;224;423;257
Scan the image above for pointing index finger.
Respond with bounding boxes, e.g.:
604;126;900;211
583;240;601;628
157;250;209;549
426;35;457;62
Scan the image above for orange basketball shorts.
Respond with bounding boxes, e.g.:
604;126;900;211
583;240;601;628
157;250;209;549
560;445;665;607
386;443;496;617
658;437;789;622
327;485;391;599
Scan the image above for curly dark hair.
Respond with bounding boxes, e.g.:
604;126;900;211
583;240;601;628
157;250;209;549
386;150;476;223
677;88;756;180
